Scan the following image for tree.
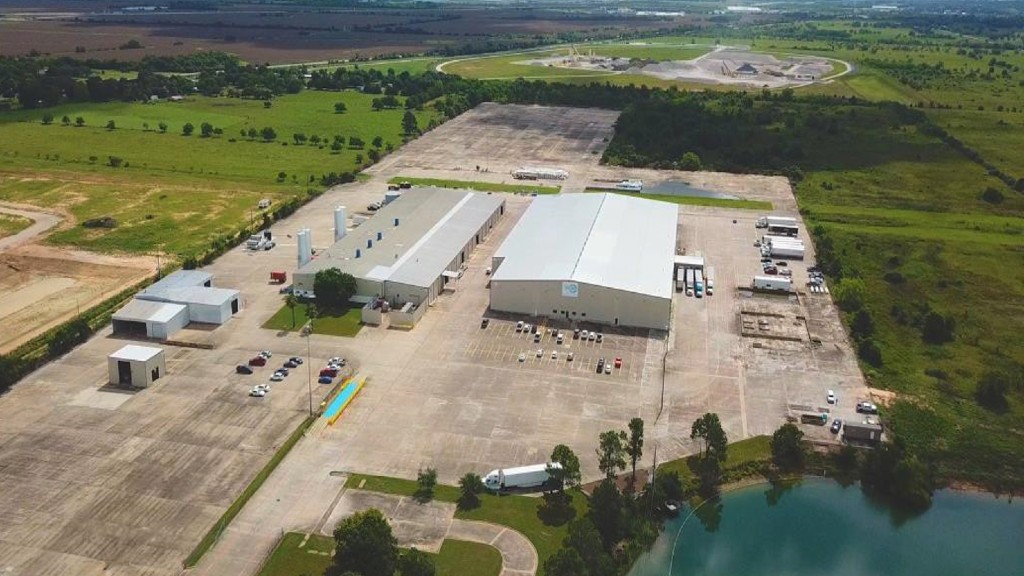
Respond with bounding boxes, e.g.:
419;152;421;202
75;116;85;127
372;135;384;149
313;268;357;310
329;508;397;576
861;440;933;512
334;101;348;114
247;127;258;140
563;518;615;576
397;548;435;576
107;156;123;168
980;186;1004;204
61;115;70;126
596;430;626;479
293;132;307;145
310;134;321;145
625;417;644;490
833;278;866;311
402;110;419;135
182;122;194;136
331;141;343;152
261;126;277;142
679;151;702;170
41;113;54;125
105;120;116;130
851;309;874;340
158;121;167;133
921;311;955;344
976;370;1014;412
588;479;623;548
200;122;214;137
355;153;364;165
690;412;727;463
544;548;587;576
458;472;483;510
549;444;581;492
770;423;805;470
415;467;437;503
284;293;298;328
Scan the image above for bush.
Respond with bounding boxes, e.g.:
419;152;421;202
976;371;1013;412
415;468;437;503
980;187;1005;204
921;311;955;344
858;338;884;367
833;278;866;311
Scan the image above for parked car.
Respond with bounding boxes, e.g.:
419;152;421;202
596;358;605;373
581;330;589;340
320;368;338;378
556;334;564;345
236;365;254;375
551;350;558;360
367;202;382;211
534;333;541;343
614;357;622;369
275;368;289;377
481;318;490;329
270;373;284;382
776;261;788;267
567;352;574;362
573;328;581;340
536;349;543;358
518;353;526;362
289;356;304;365
248;356;267;367
827;390;836;404
516;321;524;332
857;401;878;414
249;388;266;397
328;357;346;366
318;375;333;384
830;419;842;434
596;333;604;343
588;332;597;342
258;350;272;359
284;360;299;369
604;363;612;374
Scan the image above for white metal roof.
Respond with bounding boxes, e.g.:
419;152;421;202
298;187;504;290
113;299;188;324
110;344;163;362
138;286;239;307
492;193;678;298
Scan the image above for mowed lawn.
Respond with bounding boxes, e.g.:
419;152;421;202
0;90;438;186
263;302;363;337
258;532;501;576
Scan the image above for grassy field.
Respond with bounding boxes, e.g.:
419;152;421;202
263;302;363;338
584;188;772;210
257;532;501;576
389;176;560;194
0;91;438;256
658;436;772;484
0;211;32;238
344;473;587;575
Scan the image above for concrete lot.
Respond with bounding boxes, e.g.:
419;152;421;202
0;103;868;576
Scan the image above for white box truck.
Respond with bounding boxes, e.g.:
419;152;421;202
685;268;694;297
484;462;562;492
705;266;715;296
753;275;793;292
675;268;685;292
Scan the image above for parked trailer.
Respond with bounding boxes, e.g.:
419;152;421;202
763;235;804;246
800;412;828;425
685;268;695;297
767;223;799;237
512;167;569;181
757;215;798;228
753;275;793;292
770;244;805;260
705;266;715;296
484;462;562;492
615;179;643;191
694;269;704;298
270;271;287;284
675;269;685;292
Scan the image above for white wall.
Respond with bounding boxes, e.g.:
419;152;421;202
149;307;189;339
489;280;670;330
107;352;166;388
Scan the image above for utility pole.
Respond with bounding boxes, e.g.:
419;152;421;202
302;320;313;416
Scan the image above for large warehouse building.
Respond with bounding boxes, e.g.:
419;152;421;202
489;193;677;330
112;270;240;339
293;187;505;307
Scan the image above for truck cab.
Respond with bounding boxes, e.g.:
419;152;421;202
483;469;504;491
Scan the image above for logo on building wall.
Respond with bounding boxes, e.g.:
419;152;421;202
561;282;579;298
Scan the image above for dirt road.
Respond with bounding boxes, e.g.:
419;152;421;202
0;203;61;252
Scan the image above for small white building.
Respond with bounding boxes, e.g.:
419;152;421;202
108;345;165;388
112;270;240;339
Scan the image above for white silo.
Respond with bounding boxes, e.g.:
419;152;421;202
297;229;311;267
334;206;347;242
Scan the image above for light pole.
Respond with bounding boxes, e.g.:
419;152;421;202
301;319;313;416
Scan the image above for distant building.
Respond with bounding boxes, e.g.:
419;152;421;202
112;271;240;339
108;345;165;388
844;421;883;445
735;63;758;76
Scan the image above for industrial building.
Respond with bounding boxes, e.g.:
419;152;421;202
112;270;240;339
489;193;678;330
293;187;505;308
108;345;165;388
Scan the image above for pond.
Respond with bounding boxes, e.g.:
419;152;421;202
630;479;1024;576
644;180;740;200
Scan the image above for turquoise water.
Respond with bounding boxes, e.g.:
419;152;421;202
322;379;359;420
630;479;1024;576
645;181;740;200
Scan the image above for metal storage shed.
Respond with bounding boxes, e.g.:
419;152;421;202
108;345;165;388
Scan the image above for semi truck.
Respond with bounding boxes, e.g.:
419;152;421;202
694;269;704;298
615;179;643;191
675;268;686;292
757;215;798;230
705;266;715;296
753;275;793;292
685;268;695;297
770;244;805;260
246;230;274;251
483;462;562;492
800;412;828;425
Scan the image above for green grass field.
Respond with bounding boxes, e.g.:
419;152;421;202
344;473;587;575
0;212;32;239
584;188;772;210
257;532;501;576
658;436;772;484
389;176;560;194
263;302;363;337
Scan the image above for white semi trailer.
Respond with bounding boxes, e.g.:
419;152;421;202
753;275;793;292
705;266;715;296
484;462;562;492
685;268;695;296
770;244;806;260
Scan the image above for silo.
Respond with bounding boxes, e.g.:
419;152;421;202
334;206;347;242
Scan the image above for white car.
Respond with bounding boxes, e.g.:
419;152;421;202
249;388;266;397
588;332;597;341
551;350;558;360
536;349;543;358
328;357;346;365
604;363;612;374
827;390;837;404
518;353;526;362
258;350;272;359
581;330;589;340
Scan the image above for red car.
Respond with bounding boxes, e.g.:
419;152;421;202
614;357;622;369
248;356;267;367
320;367;339;378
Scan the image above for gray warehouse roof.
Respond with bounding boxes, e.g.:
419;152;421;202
137;269;237;307
113;299;188;323
110;344;163;362
492;193;678;298
298;187;504;289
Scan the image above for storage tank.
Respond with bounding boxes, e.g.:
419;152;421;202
297;229;312;267
334;206;347;242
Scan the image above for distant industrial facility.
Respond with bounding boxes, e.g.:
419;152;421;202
112;270;240;339
293;187;505;311
489;193;677;330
